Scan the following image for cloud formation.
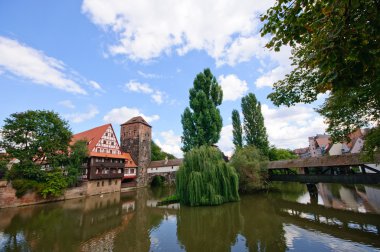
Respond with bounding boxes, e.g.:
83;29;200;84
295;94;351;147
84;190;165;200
82;0;274;65
59;100;75;109
155;130;183;158
218;74;248;101
65;105;99;123
124;80;165;104
103;106;159;124
0;36;87;94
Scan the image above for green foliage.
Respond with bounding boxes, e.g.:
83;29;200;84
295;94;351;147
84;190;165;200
261;0;380;147
11;179;40;198
0;110;72;167
362;127;380;161
232;109;243;149
38;170;68;198
176;146;239;206
6;162;47;182
230;146;269;193
268;146;297;161
181;69;223;152
151;141;176;161
241;93;269;156
66;140;88;187
0;159;8;179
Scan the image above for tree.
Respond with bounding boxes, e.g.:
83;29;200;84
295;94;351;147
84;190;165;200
268;146;297;161
241;93;269;155
66;140;88;186
230;146;269;193
232;109;243;149
176;146;239;206
181;68;223;152
0;110;72;170
261;0;380;152
151;141;176;161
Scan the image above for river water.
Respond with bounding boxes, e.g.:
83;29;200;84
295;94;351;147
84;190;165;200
0;183;380;252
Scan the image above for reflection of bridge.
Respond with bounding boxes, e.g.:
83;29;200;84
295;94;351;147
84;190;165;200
276;199;380;247
268;153;380;184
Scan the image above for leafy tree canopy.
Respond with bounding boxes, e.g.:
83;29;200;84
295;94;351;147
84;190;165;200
261;0;380;147
181;68;223;152
151;140;176;161
0;110;72;167
232;109;243;149
241;93;269;155
176;146;239;206
268;146;297;161
230;145;269;193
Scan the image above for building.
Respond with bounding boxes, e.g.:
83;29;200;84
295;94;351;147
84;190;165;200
71;123;135;195
328;128;368;156
309;134;331;157
293;147;310;159
120;116;152;187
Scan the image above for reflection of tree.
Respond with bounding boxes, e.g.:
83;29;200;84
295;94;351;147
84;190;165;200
240;194;287;252
177;202;242;252
269;182;307;202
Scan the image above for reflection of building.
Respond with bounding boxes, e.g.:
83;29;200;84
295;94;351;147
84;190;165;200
72;124;135;195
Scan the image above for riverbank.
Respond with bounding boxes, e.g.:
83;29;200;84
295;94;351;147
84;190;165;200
0;180;130;209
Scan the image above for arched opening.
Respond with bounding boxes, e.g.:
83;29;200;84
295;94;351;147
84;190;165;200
151;175;166;187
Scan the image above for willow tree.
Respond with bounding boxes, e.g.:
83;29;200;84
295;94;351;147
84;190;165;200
181;68;223;152
232;109;243;149
241;93;269;156
176;146;239;206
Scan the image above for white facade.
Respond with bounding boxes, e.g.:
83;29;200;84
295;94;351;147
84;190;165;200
147;166;179;174
329;143;350;156
93;126;121;155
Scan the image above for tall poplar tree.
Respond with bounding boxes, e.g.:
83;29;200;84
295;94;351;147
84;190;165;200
241;93;269;155
232;109;243;149
181;68;223;152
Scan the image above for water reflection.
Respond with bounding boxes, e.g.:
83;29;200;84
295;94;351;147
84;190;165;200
0;184;379;251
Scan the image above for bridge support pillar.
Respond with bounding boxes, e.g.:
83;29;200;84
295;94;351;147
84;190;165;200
306;183;318;205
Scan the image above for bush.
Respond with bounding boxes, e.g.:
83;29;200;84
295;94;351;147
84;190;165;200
176;146;239;206
0;160;8;179
230;146;269;193
38;170;68;198
11;179;39;198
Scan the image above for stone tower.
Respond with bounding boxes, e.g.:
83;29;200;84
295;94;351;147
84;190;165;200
120;116;152;186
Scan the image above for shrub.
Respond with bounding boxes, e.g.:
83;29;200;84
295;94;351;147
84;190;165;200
230;146;269;193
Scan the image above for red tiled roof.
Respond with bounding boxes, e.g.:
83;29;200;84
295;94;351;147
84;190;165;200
71;124;111;152
124;152;138;168
121;116;151;127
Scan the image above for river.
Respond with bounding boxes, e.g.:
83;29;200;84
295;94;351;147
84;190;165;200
0;182;379;251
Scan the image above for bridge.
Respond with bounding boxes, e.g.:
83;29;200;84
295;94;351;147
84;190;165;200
147;159;182;185
268;153;380;184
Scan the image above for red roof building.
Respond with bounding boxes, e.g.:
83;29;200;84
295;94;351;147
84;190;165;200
72;124;137;181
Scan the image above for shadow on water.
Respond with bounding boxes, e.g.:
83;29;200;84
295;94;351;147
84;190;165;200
0;184;380;251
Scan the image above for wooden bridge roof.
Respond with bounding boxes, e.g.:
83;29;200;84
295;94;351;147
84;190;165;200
268;153;380;169
149;158;183;168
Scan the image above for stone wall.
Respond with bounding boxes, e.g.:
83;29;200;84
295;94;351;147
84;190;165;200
86;179;121;196
0;178;122;209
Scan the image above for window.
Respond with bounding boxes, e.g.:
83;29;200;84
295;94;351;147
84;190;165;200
131;169;135;174
111;142;114;145
97;148;100;153
102;181;104;186
105;133;108;136
96;168;100;174
109;179;111;185
115;180;117;185
111;133;113;137
103;140;106;144
97;182;100;187
110;150;113;154
118;168;122;174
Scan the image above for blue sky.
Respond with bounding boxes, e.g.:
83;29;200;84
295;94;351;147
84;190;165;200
0;0;327;157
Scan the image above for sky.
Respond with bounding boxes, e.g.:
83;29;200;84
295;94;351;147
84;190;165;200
0;0;328;157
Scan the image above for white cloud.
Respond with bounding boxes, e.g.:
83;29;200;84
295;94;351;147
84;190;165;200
217;124;234;157
262;104;327;149
89;80;105;92
151;91;164;105
103;106;159;124
0;36;87;94
124;80;166;104
59;100;75;109
82;0;274;64
255;66;289;88
65;105;99;123
218;74;248;101
155;130;183;158
137;70;162;79
125;80;153;94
